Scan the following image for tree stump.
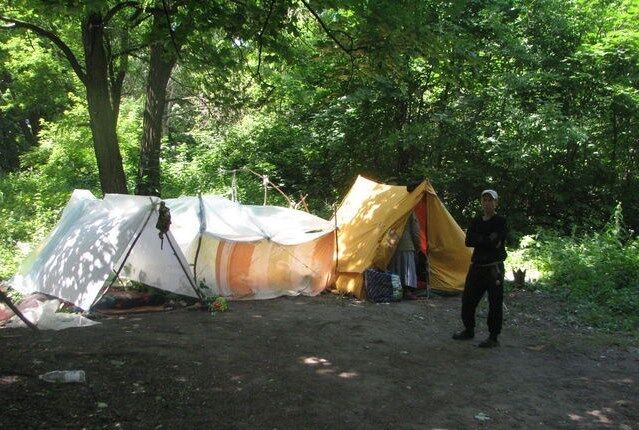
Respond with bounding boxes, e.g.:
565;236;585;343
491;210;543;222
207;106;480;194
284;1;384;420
512;269;527;288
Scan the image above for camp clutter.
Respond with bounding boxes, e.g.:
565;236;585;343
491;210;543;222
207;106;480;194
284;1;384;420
8;176;471;314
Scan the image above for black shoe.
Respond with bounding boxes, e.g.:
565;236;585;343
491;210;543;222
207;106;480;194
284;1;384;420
452;330;474;340
478;338;500;348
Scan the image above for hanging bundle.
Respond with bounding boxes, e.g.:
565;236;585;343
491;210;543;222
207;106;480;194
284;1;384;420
156;201;172;249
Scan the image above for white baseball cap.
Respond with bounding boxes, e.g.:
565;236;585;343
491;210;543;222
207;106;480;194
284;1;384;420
481;189;498;200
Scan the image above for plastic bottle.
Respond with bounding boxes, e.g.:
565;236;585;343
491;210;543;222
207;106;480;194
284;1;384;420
39;370;86;383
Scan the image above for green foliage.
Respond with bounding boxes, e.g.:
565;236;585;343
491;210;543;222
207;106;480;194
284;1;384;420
1;0;638;341
0;95;94;278
514;204;639;331
0;94;141;279
0;32;75;171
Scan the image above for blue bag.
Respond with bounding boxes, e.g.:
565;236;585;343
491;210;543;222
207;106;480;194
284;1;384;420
364;269;402;303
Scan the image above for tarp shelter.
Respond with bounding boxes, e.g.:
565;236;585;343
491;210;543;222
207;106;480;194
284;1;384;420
11;190;336;310
333;176;471;299
10;176;469;308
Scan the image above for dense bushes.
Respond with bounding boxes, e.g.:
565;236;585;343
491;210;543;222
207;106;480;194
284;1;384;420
510;204;639;331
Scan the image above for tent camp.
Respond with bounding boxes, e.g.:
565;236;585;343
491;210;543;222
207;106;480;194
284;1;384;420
333;176;471;299
11;190;336;310
10;175;470;309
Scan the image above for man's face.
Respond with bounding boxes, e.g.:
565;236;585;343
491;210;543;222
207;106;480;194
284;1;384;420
481;194;497;214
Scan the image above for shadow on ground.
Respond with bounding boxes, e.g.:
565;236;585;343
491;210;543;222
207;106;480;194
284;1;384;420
1;290;637;429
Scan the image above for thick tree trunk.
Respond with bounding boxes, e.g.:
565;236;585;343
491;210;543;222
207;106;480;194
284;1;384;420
135;27;178;196
82;12;128;194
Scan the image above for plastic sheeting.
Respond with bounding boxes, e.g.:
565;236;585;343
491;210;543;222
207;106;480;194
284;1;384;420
190;233;336;300
11;192;336;309
4;297;99;330
11;191;152;310
166;196;336;300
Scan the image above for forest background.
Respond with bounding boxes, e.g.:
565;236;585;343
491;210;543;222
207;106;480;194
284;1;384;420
0;0;637;331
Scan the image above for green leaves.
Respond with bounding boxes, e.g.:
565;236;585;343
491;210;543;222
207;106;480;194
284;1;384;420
513;207;639;331
1;0;638;281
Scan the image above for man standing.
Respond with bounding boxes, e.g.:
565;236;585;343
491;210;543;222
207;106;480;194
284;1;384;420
453;189;507;348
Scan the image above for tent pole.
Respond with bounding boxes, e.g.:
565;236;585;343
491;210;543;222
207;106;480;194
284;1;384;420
89;269;124;310
192;193;205;288
92;203;157;311
334;203;339;276
165;234;204;301
0;289;38;331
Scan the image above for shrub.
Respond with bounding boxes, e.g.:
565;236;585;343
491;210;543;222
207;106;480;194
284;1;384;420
516;204;639;331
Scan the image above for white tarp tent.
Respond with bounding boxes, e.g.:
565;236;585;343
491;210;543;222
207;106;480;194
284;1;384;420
11;190;337;310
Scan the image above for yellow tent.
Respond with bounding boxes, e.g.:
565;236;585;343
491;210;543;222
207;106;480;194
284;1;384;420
333;176;471;298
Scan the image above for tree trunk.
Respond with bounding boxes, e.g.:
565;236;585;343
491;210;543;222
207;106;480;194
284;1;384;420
82;12;128;194
135;20;179;196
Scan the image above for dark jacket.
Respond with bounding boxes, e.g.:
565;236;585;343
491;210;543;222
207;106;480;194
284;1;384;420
465;214;507;264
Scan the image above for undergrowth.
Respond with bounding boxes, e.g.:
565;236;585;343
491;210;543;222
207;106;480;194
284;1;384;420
509;204;639;332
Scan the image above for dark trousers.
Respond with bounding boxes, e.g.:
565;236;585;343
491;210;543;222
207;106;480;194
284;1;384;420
461;262;504;338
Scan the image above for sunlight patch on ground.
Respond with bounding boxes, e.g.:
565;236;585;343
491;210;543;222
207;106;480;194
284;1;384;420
608;378;633;385
300;356;360;379
568;413;583;421
587;409;612;424
0;375;21;385
302;356;331;366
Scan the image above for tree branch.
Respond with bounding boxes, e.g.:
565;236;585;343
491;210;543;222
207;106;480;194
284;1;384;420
104;1;140;24
0;15;87;84
113;43;148;58
299;0;353;55
256;0;276;79
161;0;182;62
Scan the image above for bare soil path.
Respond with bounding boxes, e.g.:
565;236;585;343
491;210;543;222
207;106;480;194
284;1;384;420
1;290;637;429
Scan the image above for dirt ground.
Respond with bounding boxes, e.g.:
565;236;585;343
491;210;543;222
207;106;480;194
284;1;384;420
1;288;637;430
